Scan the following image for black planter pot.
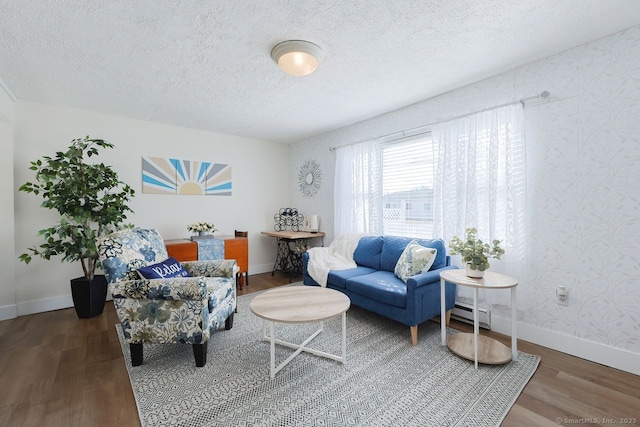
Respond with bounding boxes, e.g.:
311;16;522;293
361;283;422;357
70;275;108;318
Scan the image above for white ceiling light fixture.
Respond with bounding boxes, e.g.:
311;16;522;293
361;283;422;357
271;40;323;77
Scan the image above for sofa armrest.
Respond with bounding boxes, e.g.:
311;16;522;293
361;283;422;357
181;259;237;278
110;277;209;300
407;265;458;289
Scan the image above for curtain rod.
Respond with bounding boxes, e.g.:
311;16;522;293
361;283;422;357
328;91;550;151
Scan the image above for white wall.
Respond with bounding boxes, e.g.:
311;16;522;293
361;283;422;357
290;25;640;374
12;101;289;315
0;85;15;320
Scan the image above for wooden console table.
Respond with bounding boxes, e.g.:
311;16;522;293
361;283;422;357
164;239;198;261
261;230;325;282
165;236;249;288
218;235;249;288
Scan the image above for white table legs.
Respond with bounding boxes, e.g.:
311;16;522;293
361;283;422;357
511;286;518;361
263;312;347;378
473;287;479;369
440;277;446;346
440;275;518;368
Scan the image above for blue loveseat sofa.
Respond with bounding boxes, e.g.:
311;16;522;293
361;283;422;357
302;235;457;345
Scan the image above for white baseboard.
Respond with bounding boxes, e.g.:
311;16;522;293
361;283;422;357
17;294;74;316
0;304;17;321
492;315;640;376
16;291;115;317
250;263;280;276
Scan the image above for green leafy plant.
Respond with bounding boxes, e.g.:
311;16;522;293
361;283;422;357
19;136;135;280
448;227;505;272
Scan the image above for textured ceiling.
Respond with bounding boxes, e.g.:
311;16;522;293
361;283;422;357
1;1;640;143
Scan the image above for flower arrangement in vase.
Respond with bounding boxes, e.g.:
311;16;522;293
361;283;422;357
187;221;217;237
448;228;504;278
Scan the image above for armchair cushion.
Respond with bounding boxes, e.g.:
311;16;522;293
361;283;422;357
99;228;169;283
137;257;191;279
182;259;236;278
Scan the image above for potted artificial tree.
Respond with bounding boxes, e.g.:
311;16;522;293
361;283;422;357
19;136;135;318
448;228;505;278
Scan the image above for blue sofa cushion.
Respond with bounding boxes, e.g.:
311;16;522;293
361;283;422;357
328;266;377;289
346;271;407;308
417;239;446;270
353;236;384;270
380;237;413;272
380;236;446;272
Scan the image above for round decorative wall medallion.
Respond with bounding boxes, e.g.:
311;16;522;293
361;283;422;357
298;160;322;197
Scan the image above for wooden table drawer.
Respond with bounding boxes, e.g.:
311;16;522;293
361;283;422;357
164;239;198;262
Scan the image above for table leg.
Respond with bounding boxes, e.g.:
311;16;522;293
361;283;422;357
341;312;346;362
473;287;479;370
271;238;286;276
288;238;309;282
512;287;518;361
440;278;446;346
270;321;276;378
258;311;347;378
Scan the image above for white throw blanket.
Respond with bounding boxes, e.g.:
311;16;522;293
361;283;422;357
307;234;363;287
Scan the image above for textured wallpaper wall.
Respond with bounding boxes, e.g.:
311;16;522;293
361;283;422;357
290;25;640;355
521;27;640;351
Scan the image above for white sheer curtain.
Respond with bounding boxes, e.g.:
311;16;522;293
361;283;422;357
432;104;526;307
334;140;383;236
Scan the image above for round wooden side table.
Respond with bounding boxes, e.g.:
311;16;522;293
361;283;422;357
250;286;350;378
439;269;518;369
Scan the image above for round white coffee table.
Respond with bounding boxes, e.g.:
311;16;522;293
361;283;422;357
249;286;351;378
439;269;518;369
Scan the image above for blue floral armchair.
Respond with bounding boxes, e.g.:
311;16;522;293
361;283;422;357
97;228;236;367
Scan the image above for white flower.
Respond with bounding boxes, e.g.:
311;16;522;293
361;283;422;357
187;221;217;233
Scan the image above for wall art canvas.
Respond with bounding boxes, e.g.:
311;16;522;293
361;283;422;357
142;156;232;195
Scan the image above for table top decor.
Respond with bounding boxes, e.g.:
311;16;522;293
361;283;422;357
448;227;504;277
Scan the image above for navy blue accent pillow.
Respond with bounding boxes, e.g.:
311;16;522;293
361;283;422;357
137;257;190;279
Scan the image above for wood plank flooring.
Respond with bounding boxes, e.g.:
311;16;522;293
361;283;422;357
1;272;638;426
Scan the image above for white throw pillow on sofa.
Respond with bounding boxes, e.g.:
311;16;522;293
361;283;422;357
394;240;438;283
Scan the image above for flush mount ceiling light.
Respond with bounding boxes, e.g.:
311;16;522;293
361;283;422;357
271;40;323;77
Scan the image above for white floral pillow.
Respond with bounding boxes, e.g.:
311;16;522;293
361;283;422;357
394;240;438;283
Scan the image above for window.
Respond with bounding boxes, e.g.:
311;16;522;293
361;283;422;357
382;133;435;237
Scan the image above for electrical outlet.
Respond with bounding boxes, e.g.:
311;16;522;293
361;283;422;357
556;286;568;306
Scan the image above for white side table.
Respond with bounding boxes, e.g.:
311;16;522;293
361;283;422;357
440;270;518;369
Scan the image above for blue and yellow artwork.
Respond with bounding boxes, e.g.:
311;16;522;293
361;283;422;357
142;156;232;195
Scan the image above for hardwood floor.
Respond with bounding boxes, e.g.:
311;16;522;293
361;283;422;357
1;272;638;426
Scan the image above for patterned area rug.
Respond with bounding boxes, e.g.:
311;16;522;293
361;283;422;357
116;284;539;427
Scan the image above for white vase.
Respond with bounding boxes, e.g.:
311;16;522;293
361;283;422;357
198;231;206;236
465;264;485;278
